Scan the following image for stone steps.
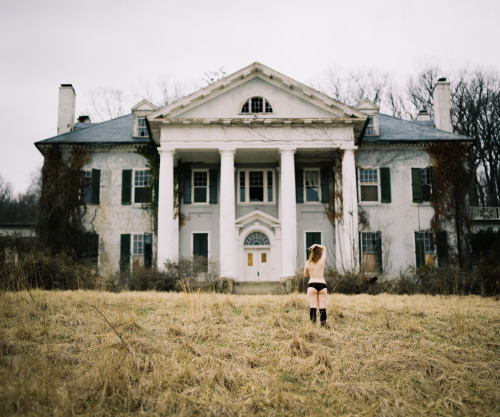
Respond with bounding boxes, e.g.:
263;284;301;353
232;281;284;295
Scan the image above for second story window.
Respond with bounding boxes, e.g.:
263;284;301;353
241;97;273;114
193;170;209;203
134;170;152;203
238;169;274;204
412;167;434;203
81;169;100;205
137;117;148;137
304;169;320;202
359;168;378;202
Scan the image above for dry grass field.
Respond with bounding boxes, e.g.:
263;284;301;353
0;289;499;416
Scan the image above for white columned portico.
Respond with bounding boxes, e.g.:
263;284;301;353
219;148;237;279
279;148;297;279
336;145;359;272
157;148;178;269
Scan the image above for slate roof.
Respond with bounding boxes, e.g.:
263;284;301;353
35;114;150;147
35;111;473;149
364;114;474;144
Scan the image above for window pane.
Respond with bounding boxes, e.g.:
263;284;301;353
251;97;263;113
248;253;253;266
249;171;264;202
193;171;207;186
81;171;92;204
305;170;320;202
361;185;378;201
133;234;144;255
359;168;378;183
194;188;207;203
267;172;273;202
261;253;267;263
240;171;246;202
265;100;273;113
241;100;249;113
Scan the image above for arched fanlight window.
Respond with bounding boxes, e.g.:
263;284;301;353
241;97;273;114
244;232;270;246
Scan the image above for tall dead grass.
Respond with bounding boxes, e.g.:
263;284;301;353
0;290;498;416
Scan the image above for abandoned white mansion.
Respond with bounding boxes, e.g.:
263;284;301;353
35;62;474;280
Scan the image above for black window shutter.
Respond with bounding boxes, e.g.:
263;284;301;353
415;232;424;268
430;167;437;203
209;170;217;204
295;169;304;203
321;168;329;203
411;168;423;203
380;167;391;203
120;234;131;273
436;231;449;266
376;231;383;273
122;170;132;205
183;169;192;204
91;169;100;205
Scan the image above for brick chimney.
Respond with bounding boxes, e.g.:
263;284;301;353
57;84;76;135
432;78;453;133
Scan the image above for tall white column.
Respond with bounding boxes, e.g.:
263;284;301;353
280;148;297;279
336;146;359;272
219;148;237;278
157;148;178;269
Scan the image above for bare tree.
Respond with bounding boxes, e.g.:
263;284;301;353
202;67;226;86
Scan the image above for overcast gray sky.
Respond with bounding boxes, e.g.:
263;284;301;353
1;0;499;194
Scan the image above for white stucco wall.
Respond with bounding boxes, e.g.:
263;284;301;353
82;148;154;276
357;147;440;276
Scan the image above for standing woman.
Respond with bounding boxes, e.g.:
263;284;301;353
304;244;327;326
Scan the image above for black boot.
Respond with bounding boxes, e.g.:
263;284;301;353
309;308;317;323
320;309;327;326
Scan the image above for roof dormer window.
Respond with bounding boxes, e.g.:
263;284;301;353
137;117;148;137
241;97;273;114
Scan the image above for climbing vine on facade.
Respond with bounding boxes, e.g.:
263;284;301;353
427;142;472;268
37;145;89;256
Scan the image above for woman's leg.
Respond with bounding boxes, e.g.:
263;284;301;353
318;288;327;326
307;287;318;323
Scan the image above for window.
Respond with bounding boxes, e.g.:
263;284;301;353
358;167;391;203
412;167;434;203
137;117;148;137
192;170;209;203
241;97;273;114
366;116;375;136
305;232;321;262
244;232;270;246
133;234;144;255
81;169;101;205
360;231;382;273
238;169;274;204
81;171;92;204
304;169;320;202
415;231;435;267
134;170;152;203
193;233;209;272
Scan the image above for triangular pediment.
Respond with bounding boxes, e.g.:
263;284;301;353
132;99;158;112
148;62;365;121
235;209;281;229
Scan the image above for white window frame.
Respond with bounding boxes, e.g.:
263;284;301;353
303;169;321;203
132;234;144;256
192;169;209;205
135;117;149;137
237;169;275;205
360;231;381;273
358;167;380;203
133;169;152;204
240;97;273;114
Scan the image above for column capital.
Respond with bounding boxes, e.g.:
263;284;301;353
158;147;175;156
219;148;236;156
279;147;297;155
340;144;358;152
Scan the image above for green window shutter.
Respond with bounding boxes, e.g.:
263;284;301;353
193;233;208;257
183;169;192;204
380;167;391;203
376;231;383;273
320;168;329;203
415;232;425;268
411;168;423;203
91;169;100;205
120;234;131;273
122;170;132;205
154;179;159;203
295;169;304;203
209;169;217;204
436;231;449;266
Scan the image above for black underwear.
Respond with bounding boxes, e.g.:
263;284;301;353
308;282;327;292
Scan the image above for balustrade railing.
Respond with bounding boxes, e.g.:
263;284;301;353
471;207;500;220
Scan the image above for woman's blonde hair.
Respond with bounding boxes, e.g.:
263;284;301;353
308;246;323;263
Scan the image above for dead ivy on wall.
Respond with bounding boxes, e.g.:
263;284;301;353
37;145;89;257
325;149;344;227
427;142;472;269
